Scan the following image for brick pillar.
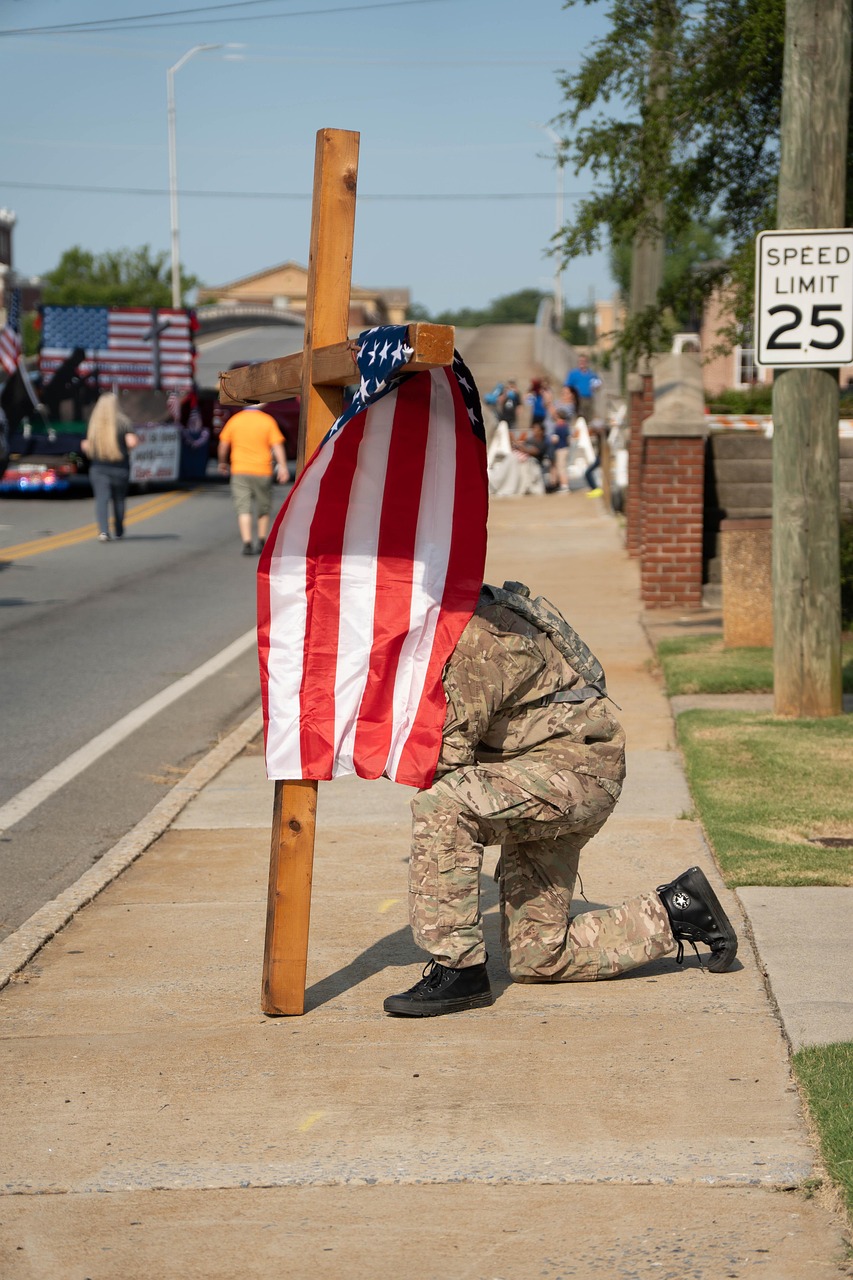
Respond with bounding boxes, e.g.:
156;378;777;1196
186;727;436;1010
640;436;706;608
625;371;653;557
638;352;708;610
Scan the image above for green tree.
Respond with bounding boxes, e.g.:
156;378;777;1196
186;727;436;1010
21;312;41;358
561;307;589;345
610;219;724;333
408;288;548;327
41;245;200;308
487;288;549;324
553;0;852;359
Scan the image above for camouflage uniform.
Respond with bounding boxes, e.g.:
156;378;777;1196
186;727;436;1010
409;600;675;980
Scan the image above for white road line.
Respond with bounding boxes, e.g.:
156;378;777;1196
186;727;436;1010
0;628;258;834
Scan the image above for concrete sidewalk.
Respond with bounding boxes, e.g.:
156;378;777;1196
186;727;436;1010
2;493;851;1279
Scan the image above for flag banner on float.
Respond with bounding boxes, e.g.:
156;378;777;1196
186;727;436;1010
39;305;196;390
0;289;22;376
258;325;489;789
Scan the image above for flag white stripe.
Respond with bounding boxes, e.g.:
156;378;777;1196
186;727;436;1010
109;318;191;329
106;337;193;347
41;347;193;360
385;370;458;777
263;438;337;779
331;395;395;776
107;338;193;348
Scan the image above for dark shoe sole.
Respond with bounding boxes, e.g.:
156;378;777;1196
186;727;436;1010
383;991;494;1017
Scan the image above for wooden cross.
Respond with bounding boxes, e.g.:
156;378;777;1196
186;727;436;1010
218;128;455;1015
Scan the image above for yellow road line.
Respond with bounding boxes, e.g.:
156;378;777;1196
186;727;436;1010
0;489;199;560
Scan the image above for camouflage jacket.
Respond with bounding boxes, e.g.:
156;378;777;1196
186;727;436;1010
435;601;626;787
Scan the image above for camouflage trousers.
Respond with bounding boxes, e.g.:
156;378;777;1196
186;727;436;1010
409;760;675;981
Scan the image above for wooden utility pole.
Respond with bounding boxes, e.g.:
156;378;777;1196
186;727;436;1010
628;0;672;340
772;0;851;717
625;2;670;553
218;128;455;1016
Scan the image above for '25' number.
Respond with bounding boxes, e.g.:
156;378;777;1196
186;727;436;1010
767;304;845;350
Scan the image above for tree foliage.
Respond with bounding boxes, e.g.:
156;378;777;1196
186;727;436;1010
553;0;852;360
41;245;200;308
609;221;724;312
409;288;547;327
561;306;594;345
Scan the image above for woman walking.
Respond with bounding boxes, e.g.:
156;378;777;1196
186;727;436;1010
82;393;138;542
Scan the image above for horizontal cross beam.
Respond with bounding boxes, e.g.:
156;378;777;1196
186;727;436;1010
218;322;455;406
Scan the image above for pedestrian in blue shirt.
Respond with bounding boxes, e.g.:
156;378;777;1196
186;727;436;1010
564;354;602;422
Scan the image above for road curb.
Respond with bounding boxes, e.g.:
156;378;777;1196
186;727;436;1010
0;707;263;991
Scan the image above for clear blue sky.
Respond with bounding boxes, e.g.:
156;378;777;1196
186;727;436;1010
0;0;617;314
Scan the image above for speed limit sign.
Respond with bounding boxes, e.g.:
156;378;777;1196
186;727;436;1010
755;229;853;366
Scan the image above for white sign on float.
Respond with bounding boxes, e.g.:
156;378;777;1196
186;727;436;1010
755;229;853;367
130;423;181;483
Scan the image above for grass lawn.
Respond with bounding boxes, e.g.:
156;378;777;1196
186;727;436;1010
656;633;853;696
677;709;853;1225
793;1043;853;1220
675;710;853;886
663;637;853;1227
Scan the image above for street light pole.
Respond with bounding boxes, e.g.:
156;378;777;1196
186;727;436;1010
541;126;565;330
167;44;221;308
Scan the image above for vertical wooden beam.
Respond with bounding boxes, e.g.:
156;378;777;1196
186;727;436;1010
262;127;360;1016
297;129;360;470
772;0;850;717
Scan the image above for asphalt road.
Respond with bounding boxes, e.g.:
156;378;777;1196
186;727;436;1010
0;472;288;942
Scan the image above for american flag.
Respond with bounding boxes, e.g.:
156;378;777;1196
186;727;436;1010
39;305;195;390
258;325;488;789
0;289;22;376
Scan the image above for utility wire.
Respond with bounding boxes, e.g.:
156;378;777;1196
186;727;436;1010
2;179;586;200
2;0;293;36
0;0;466;38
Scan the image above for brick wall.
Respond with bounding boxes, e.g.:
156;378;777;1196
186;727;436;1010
640;436;706;608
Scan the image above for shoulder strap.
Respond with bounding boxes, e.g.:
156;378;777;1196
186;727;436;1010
479;579;609;700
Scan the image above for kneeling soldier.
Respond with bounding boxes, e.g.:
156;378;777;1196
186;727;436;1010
384;582;737;1017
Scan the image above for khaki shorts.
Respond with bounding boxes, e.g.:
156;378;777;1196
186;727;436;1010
230;473;273;517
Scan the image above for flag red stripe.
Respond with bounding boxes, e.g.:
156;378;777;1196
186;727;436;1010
298;413;368;779
351;376;432;778
257;431;340;775
256;534;274;759
393;370;489;786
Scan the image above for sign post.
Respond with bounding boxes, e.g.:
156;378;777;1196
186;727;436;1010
219;128;455;1015
759;0;851;719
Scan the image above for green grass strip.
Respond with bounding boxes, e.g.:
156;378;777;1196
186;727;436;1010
675;710;853;886
657;633;853;696
793;1043;853;1218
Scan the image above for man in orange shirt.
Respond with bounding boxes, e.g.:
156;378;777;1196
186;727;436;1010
217;406;288;555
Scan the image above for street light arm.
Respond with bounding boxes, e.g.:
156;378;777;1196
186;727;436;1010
169;42;221;77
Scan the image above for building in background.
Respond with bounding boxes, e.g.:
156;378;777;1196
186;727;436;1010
700;285;772;398
197;261;410;329
592;296;625;354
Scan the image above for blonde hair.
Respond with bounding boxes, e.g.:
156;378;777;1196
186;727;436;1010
86;393;131;464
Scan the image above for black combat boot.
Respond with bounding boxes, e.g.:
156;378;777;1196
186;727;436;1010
383;959;494;1017
657;866;738;972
